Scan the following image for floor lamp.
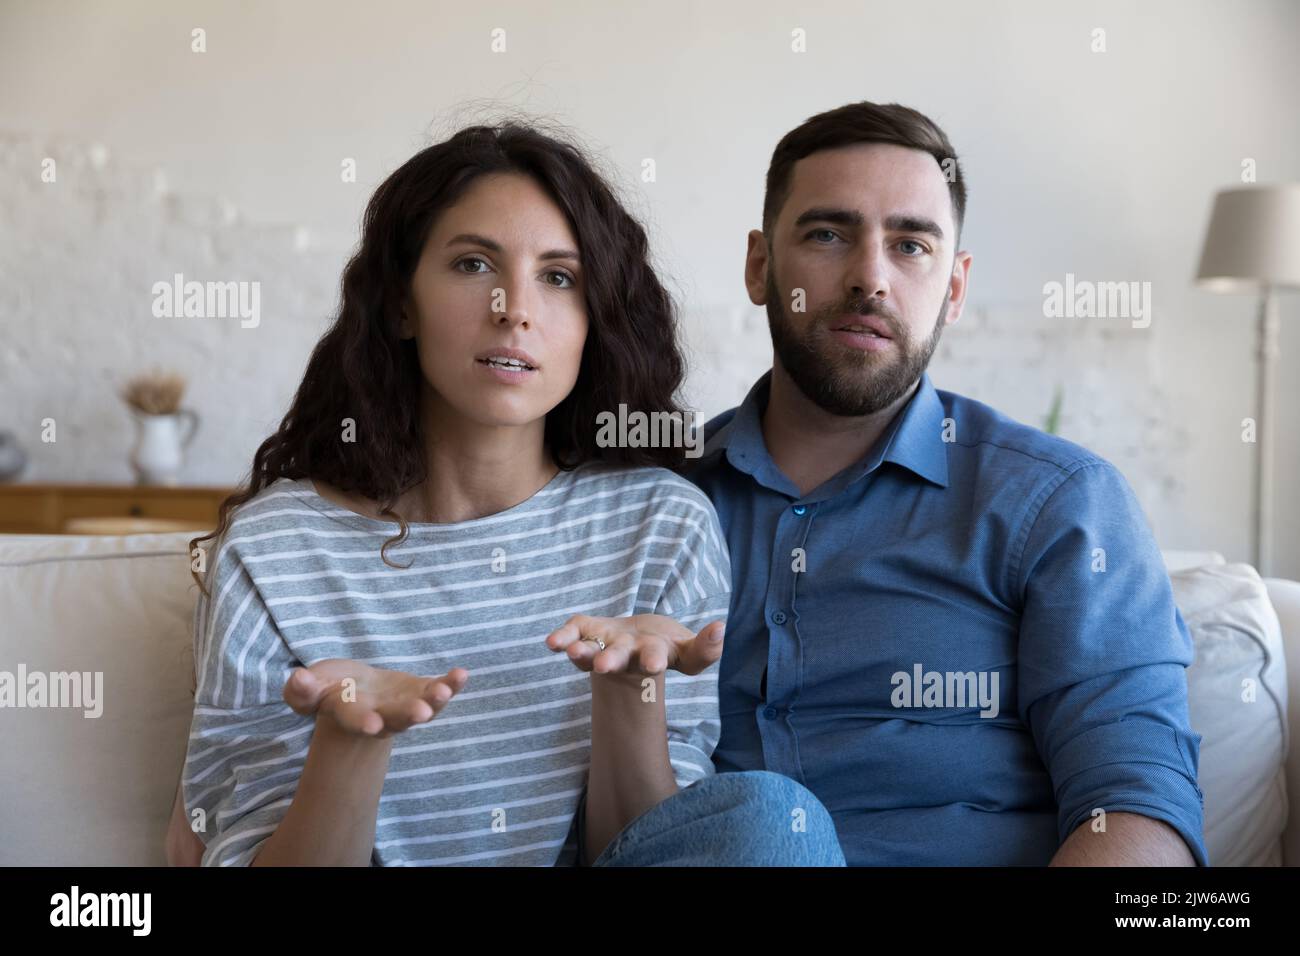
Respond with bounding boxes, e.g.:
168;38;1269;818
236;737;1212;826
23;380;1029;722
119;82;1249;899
1196;184;1300;576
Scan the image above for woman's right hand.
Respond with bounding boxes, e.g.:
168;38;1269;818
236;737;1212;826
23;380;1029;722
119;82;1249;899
282;659;469;739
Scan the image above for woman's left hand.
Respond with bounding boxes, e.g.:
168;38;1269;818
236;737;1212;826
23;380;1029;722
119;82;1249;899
545;614;724;680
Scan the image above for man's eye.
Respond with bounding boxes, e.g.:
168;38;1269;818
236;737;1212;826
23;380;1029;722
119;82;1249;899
807;229;840;243
456;257;490;273
545;270;576;288
898;240;928;256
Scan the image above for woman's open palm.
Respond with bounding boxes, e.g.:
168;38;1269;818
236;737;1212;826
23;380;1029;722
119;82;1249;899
282;658;469;739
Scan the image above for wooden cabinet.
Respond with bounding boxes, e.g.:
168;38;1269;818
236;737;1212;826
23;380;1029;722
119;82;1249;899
0;484;236;534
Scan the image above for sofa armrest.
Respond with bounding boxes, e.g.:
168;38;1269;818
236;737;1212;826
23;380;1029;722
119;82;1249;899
1162;550;1227;572
1265;577;1300;865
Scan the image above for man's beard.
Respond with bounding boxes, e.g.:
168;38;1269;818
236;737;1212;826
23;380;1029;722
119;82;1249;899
765;271;948;417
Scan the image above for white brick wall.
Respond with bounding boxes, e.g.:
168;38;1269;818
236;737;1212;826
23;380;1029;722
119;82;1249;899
0;132;353;487
2;0;1297;577
2;128;1293;575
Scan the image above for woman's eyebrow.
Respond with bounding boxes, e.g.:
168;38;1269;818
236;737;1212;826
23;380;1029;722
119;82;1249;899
447;232;502;251
446;233;580;262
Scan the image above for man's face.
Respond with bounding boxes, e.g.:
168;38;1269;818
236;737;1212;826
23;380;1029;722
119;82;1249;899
746;142;972;416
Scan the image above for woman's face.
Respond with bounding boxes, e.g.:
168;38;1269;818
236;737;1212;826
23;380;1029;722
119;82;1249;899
399;172;588;435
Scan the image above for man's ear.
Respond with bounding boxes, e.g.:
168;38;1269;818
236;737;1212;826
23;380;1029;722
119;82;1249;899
943;250;973;327
744;229;770;306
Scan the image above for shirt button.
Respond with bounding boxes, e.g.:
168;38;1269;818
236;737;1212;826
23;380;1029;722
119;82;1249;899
763;706;778;720
792;505;806;515
771;610;787;625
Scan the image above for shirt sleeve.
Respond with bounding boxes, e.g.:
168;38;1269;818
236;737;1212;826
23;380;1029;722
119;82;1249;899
1014;460;1208;865
654;489;732;790
182;536;312;867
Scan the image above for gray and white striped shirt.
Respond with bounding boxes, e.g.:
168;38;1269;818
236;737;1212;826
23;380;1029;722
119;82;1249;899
182;462;730;866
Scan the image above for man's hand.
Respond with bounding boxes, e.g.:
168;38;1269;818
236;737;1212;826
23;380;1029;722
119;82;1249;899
282;658;469;738
544;613;724;681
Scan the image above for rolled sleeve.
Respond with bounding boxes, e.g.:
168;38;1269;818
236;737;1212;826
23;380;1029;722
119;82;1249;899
1051;716;1208;865
1015;460;1208;866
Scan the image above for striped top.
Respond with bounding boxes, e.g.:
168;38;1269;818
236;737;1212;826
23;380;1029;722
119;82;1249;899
182;463;731;866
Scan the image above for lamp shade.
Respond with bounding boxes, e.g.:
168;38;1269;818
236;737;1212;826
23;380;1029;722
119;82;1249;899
1196;184;1300;292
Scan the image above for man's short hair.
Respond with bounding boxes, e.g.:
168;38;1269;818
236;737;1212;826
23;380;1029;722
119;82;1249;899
763;101;967;245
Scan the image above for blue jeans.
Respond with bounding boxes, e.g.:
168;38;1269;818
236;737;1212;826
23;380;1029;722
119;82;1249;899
587;770;846;866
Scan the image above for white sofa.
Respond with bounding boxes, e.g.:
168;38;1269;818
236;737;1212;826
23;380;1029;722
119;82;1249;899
0;532;1294;866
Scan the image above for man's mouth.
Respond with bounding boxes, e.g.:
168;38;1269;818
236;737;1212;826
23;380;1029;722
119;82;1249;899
834;324;887;339
831;316;893;339
826;314;896;353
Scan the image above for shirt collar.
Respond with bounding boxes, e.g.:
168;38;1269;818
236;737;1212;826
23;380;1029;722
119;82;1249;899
880;372;950;489
706;369;950;499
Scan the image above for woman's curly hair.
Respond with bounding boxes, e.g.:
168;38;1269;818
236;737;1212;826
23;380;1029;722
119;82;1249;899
190;121;689;596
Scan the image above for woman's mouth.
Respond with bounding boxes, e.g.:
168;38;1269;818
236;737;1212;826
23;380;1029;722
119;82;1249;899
476;354;538;383
478;356;536;371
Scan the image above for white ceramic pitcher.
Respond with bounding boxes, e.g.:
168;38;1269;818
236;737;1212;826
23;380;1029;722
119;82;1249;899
129;409;200;486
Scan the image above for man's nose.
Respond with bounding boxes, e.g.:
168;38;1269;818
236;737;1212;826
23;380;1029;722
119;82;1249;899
844;242;890;303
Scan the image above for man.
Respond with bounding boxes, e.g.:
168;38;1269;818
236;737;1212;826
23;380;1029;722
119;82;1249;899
682;100;1207;866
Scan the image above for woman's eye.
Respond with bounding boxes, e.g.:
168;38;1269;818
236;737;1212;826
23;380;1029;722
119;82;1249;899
544;270;576;289
456;257;489;274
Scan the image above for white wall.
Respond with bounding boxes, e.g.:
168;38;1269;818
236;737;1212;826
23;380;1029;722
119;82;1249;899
1;0;1298;576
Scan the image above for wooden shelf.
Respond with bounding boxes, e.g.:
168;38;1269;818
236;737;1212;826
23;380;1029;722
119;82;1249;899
0;483;236;534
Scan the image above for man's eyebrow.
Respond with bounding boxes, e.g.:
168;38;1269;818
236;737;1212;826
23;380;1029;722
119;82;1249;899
446;233;580;262
884;215;946;241
792;207;863;229
790;209;946;242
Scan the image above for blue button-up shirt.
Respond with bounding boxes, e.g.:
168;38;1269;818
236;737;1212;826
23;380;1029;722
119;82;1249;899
683;370;1208;865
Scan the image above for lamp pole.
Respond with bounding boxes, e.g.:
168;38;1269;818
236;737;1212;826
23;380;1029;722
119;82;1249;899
1255;284;1279;576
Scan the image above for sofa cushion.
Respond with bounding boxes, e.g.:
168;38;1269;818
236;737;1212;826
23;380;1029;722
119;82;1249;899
1172;562;1288;866
0;533;1289;866
0;531;201;865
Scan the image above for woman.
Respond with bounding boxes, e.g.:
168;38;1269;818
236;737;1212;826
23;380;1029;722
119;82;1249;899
168;121;843;867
